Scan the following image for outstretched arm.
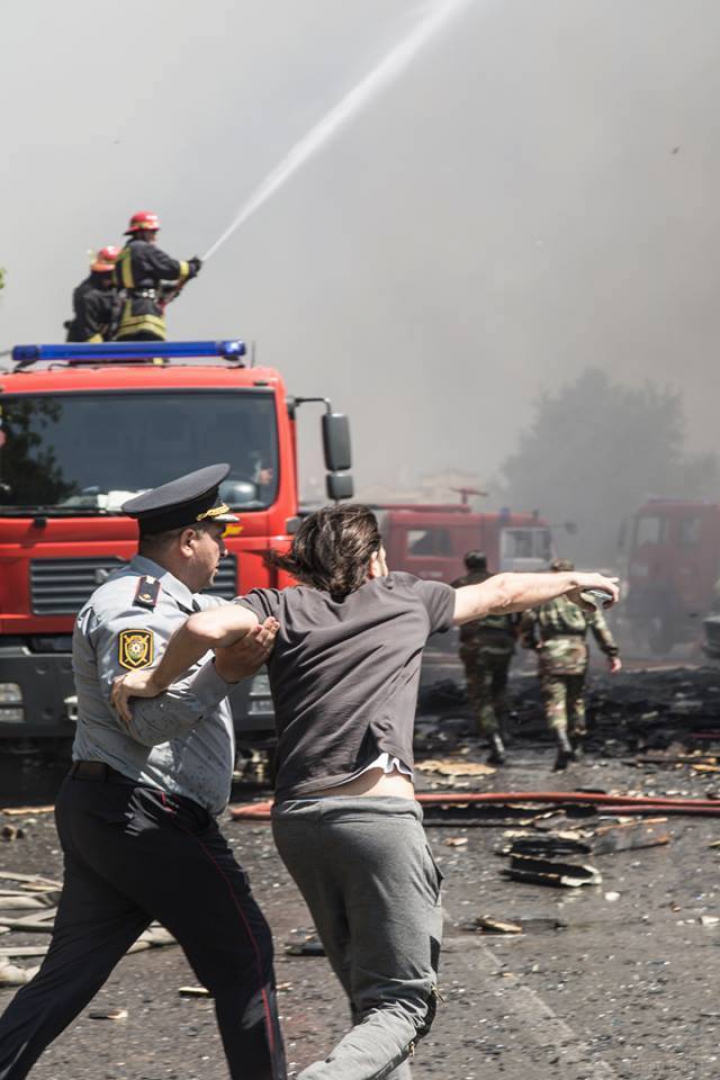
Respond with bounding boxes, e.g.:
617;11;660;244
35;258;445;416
453;571;619;625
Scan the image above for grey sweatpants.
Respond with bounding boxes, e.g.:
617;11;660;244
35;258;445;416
272;796;443;1080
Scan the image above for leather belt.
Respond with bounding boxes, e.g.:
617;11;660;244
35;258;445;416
69;760;126;782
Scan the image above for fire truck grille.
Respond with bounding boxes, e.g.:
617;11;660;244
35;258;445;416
203;557;238;600
30;556;238;616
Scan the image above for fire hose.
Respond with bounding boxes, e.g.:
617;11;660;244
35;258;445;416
229;790;720;821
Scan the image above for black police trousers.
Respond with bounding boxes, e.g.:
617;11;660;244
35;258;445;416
0;773;285;1080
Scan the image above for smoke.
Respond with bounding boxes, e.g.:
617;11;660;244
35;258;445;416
1;0;719;518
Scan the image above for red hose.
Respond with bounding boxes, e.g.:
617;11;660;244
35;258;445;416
415;791;720;808
228;790;720;821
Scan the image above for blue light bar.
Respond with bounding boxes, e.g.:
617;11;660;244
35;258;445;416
12;340;246;365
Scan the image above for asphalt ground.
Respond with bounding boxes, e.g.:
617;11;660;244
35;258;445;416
1;665;720;1080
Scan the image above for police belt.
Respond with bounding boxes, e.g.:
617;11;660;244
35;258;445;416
127;288;158;300
69;760;132;783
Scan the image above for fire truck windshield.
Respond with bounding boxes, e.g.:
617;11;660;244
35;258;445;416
0;390;279;514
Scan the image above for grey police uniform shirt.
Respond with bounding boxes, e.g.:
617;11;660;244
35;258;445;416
72;555;234;816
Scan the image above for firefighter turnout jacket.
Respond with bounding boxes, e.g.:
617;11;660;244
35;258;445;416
114;238;197;341
65;274;120;343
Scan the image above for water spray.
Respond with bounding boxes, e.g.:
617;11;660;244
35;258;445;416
202;0;474;261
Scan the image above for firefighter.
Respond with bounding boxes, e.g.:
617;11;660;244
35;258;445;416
114;211;202;341
452;552;520;764
64;247;121;343
521;557;622;770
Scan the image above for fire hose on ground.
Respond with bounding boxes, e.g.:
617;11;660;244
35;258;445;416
229;790;720;822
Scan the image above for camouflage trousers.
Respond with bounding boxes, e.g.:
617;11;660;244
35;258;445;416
539;673;587;736
459;645;512;736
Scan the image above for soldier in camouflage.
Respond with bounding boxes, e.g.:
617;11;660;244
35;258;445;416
452;552;520;764
521;557;621;769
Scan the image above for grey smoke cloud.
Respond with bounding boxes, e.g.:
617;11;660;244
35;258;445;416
1;0;718;501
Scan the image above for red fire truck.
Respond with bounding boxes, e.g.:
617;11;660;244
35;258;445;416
381;503;553;583
0;340;352;742
623;499;720;652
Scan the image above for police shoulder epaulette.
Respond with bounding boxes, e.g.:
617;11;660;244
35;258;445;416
134;576;161;611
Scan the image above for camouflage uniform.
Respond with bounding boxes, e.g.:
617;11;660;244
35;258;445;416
521;595;619;737
453;570;520;737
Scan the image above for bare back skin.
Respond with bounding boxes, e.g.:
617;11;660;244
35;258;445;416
305;768;414;799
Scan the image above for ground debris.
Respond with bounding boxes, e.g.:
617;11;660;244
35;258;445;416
0;944;49;958
0;960;39;986
1;826;25;842
0;806;54;817
460;914;567;935
284;929;325;957
502;852;602;888
415;759;496;778
0;918;56;933
0;894;58;910
178;986;212;997
498;834;593;858
89;1008;128;1021
592;818;670;854
464;915;523;934
0;871;61;889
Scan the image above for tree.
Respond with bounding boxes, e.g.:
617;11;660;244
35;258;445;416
498;369;720;565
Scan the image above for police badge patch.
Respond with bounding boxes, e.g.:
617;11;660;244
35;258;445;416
118;629;154;670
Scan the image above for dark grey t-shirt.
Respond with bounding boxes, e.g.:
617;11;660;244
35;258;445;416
238;572;455;802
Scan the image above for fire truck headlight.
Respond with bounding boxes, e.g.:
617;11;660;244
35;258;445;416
0;683;23;722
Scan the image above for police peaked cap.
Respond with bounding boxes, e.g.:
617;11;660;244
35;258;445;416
121;463;240;536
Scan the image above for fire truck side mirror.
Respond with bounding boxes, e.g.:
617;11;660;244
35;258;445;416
326;472;354;501
322;413;352;473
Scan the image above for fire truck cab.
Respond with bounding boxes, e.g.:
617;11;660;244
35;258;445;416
0;340;352;740
623;499;720;652
381;504;553;584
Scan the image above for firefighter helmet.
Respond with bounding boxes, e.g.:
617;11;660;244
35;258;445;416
125;211;161;235
91;245;121;273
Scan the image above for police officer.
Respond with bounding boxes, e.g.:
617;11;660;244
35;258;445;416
521;557;622;770
0;464;286;1080
452;552;519;764
114;211;202;341
64;246;121;342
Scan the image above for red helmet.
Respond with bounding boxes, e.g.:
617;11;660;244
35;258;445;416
125;211;161;235
91;245;121;273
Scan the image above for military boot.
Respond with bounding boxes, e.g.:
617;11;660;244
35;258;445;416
487;731;506;765
554;728;574;771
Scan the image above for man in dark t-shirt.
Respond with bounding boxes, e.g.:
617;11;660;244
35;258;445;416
113;503;620;1080
237;572;453;802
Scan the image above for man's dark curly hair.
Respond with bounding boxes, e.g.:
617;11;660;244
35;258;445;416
267;504;382;600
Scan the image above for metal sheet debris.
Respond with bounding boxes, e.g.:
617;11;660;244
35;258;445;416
502;853;602;888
